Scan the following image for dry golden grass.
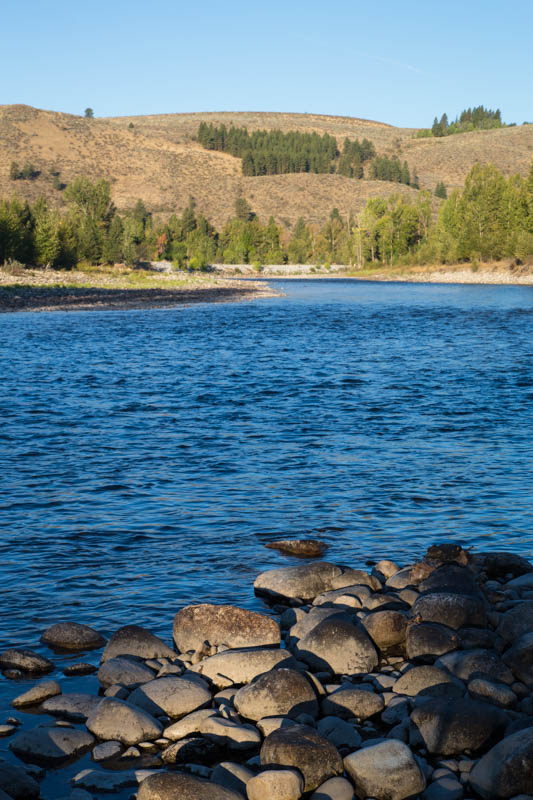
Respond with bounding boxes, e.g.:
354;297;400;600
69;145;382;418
1;104;532;227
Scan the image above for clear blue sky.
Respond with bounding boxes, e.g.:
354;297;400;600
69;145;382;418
1;0;531;127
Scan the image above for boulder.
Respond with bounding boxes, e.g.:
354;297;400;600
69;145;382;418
128;675;212;718
0;649;53;674
392;665;464;698
361;610;408;649
190;647;292;688
496;603;533;646
92;740;123;761
0;762;40;799
97;655;156;687
138;772;244;800
467;678;516;708
261;724;343;792
9;724;94;765
412;592;486;630
41;692;101;721
247;768;304;800
254;562;343;602
211;762;254;795
173;604;280;653
406;622;459;660
505;573;533;590
373;560;401;581
328;569;382;592
86;697;162;745
502;632;533;686
386;567;418;590
410;698;507;755
436;649;514;684
100;625;175;663
288;608;349;647
72;769;140;793
469;726;533;798
40;622;106;651
321;686;384;720
418;564;480;596
265;539;329;557
344;739;426;800
480;552;533;579
11;680;61;708
310;776;355;800
164;710;261;750
294;617;378;675
317;716;362;751
234;668;318;721
162;737;219;764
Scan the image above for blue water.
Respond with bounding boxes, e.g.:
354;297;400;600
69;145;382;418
1;278;533;797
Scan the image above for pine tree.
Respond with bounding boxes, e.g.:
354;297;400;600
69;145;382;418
435;181;447;199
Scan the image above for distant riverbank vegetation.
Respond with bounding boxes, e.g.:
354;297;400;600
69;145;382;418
1;162;532;270
417;105;512;138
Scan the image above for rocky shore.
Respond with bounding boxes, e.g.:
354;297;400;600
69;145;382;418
1;544;533;800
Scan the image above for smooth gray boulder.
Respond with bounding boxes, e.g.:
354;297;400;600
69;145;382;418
436;649;514;684
505;573;533;590
254;562;343;602
317;716;362;751
321;686;384;720
497;602;533;646
129;675;212;718
97;656;156;687
310;776;355;800
40;622;106;651
418;564;480;596
423;774;464;800
86;697;162;745
412;592;486;630
406;622;459;660
12;680;61;708
41;692;101;721
361;610;408;649
481;552;533;579
234;668;318;721
294;617;378;675
344;739;426;800
392;665;464;698
328;569;382;592
138;771;245;799
211;762;254;795
9;724;94;765
247;768;304;800
173;604;280;652
92;740;123;761
386;567;417;590
100;625;175;663
0;649;53;674
503;632;533;686
468;677;516;708
261;723;343;792
469;726;533;798
164;709;261;750
162;737;219;764
288;608;349;647
0;762;40;799
190;646;292;688
410;698;507;755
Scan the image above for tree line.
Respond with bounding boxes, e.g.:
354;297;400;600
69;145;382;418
1;162;532;270
418;105;508;138
197;123;376;178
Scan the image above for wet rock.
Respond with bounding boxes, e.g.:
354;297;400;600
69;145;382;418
410;698;507;755
317;716;362;751
129;675;212;719
294;617;378;675
11;679;61;708
361;610;408;649
373;560;401;581
162;736;219;764
97;656;156;687
321;686;384;720
41;692;101;722
92;740;123;761
247;768;304;800
328;569;382;592
406;622;459;660
505;573;533;590
310;776;355;800
173;604;280;653
0;649;53;675
86;697;162;745
469;726;533;798
418;565;480;596
265;539;329;557
386;567;418;590
344;739;426;800
9;724;94;765
0;725;16;737
254;562;343;602
138;771;245;799
423;774;464;800
496;603;533;646
468;678;517;708
393;665;464;698
100;625;175;663
0;762;40;799
312;586;365;609
458;628;499;651
72;769;140;793
481;552;533;579
234;668;318;721
211;762;254;795
436;650;514;684
40;622;106;651
288;608;349;647
503;632;533;686
64;662;98;676
190;646;292;688
412;593;486;630
261;723;343;792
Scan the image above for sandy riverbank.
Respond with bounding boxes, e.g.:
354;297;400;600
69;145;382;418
348;261;533;286
0;266;279;313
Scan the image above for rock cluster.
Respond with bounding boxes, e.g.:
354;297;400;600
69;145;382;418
1;546;533;800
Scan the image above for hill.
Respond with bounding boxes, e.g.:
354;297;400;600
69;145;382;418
1;105;532;229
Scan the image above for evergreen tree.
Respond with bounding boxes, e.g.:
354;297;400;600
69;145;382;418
33;204;60;267
435;181;448;199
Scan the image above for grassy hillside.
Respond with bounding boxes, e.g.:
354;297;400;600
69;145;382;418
1;105;532;229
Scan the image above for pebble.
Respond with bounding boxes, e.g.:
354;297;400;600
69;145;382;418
11;679;62;708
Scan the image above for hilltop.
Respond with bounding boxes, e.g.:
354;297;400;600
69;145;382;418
1;105;533;228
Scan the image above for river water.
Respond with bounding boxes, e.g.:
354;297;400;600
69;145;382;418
1;278;533;795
